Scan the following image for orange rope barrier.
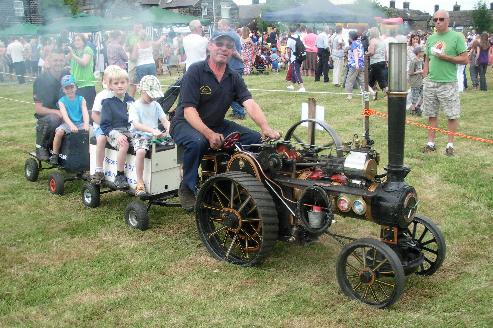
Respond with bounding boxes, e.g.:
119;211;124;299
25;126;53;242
362;108;493;145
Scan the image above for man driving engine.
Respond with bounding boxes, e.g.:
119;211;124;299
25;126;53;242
171;32;280;211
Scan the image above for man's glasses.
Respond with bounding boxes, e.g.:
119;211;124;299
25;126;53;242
433;17;446;22
214;41;235;49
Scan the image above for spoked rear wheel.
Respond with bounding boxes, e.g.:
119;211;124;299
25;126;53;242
195;171;278;266
336;238;405;308
409;215;446;276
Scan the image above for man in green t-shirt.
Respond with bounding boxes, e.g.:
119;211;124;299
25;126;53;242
422;9;468;156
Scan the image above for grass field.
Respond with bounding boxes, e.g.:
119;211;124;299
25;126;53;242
0;69;492;327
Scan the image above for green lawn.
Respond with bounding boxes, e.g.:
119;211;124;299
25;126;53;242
0;70;492;327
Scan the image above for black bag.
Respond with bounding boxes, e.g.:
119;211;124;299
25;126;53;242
289;36;306;63
157;77;182;116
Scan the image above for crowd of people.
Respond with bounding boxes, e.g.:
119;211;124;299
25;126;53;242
1;11;492;208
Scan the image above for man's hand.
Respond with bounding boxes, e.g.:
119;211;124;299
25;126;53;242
117;134;128;147
261;127;281;140
82;123;89;131
207;132;224;150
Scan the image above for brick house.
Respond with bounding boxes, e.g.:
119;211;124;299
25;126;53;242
0;0;42;28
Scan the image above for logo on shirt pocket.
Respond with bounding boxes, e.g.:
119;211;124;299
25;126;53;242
200;85;212;95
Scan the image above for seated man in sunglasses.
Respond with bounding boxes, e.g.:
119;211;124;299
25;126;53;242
170;32;280;211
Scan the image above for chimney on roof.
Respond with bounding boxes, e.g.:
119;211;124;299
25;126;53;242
252;0;259;4
434;5;439;12
403;2;409;10
390;1;395;9
453;2;460;11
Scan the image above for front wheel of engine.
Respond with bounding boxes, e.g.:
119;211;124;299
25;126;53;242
336;238;406;308
409;215;446;276
195;171;278;266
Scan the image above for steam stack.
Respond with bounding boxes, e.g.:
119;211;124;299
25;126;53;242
386;43;408;182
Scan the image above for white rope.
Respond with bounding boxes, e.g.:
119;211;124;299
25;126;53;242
0;96;34;105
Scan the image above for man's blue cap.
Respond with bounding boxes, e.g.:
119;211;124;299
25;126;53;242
61;75;76;88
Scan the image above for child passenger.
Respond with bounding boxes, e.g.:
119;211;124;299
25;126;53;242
100;68;134;189
50;75;89;165
129;75;170;196
90;65;121;184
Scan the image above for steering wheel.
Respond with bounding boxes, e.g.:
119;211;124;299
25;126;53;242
284;119;344;158
222;132;241;149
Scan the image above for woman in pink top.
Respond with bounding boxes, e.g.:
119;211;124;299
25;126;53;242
303;27;317;77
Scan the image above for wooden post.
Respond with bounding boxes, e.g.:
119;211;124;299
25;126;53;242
307;98;316;146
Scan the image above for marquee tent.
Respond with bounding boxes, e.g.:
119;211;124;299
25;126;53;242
0;23;39;37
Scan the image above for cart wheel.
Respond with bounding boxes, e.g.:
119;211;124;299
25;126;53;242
195;171;278;266
81;182;100;208
336;238;405;308
124;200;149;230
409;215;446;276
48;171;64;195
25;158;39;182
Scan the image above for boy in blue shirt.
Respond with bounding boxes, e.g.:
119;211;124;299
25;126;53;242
100;68;134;189
50;75;89;165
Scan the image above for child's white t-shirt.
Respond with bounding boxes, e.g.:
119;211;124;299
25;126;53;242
128;99;166;135
92;89;113;129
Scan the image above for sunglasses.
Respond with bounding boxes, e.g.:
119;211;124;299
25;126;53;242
214;41;235;49
433;17;446;22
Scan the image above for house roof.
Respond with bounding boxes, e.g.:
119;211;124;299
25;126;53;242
159;0;200;9
140;0;160;5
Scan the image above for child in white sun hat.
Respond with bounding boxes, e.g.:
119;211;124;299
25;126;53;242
129;75;170;196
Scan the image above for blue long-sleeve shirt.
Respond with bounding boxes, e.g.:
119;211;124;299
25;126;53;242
100;94;134;136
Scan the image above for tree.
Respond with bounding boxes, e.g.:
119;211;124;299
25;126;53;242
472;1;492;33
41;0;80;17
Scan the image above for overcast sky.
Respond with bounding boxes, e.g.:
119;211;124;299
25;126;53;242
232;0;480;14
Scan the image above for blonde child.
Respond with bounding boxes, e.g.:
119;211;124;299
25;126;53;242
100;68;134;189
90;65;121;184
129;75;170;196
50;75;89;165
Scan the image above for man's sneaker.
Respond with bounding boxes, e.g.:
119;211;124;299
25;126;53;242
91;171;105;184
178;182;196;212
114;175;129;189
422;144;436;153
445;146;454;157
36;147;50;161
49;154;59;165
298;87;306;92
287;85;294;90
135;182;146;196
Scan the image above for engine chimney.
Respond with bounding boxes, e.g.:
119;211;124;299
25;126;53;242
386;42;409;182
434;4;439;12
403;2;409;10
453;2;460;11
491;2;493;10
390;1;395;9
252;0;260;4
